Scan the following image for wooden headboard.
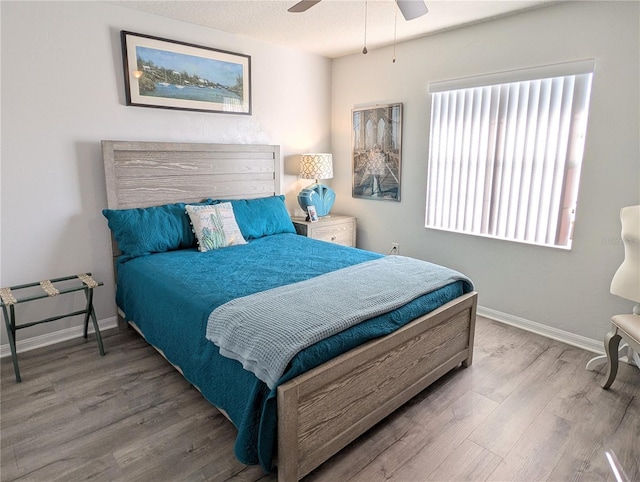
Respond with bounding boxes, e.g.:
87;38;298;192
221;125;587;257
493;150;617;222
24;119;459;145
102;141;281;210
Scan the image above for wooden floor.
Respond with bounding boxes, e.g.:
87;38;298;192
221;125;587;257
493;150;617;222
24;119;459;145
1;316;639;481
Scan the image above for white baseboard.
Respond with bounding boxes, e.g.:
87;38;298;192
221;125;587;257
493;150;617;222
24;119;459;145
0;317;118;359
477;305;604;355
0;309;606;360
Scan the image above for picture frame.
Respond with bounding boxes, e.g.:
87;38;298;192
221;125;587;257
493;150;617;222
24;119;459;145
352;103;402;201
121;31;251;115
307;205;319;223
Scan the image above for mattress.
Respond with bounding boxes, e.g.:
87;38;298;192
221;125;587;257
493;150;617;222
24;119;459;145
115;233;471;470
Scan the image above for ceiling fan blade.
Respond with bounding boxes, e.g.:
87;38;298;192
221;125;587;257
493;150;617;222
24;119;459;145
396;0;428;20
288;0;323;13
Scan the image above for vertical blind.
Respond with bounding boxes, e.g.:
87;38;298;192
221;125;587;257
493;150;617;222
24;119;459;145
425;60;594;249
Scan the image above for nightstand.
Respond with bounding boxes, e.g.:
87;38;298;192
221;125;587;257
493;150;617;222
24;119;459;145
292;214;356;247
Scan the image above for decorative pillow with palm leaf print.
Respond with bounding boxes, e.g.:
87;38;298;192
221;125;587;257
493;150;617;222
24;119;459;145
185;203;247;252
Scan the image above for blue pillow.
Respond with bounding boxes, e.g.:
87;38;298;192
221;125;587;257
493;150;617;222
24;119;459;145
102;203;195;261
209;195;295;240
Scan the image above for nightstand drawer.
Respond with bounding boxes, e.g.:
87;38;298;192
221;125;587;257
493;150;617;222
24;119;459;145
310;222;354;246
292;215;356;247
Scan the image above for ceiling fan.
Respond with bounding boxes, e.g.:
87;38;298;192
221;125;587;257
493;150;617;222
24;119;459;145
288;0;428;21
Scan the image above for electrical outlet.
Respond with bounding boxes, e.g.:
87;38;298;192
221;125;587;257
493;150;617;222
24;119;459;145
390;243;399;255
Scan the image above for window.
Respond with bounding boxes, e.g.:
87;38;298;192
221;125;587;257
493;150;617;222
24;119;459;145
425;60;594;249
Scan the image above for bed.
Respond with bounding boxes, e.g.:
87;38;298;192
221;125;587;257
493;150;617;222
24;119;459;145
102;140;478;481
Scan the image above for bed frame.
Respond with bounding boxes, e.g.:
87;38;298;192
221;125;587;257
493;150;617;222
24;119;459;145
102;140;477;482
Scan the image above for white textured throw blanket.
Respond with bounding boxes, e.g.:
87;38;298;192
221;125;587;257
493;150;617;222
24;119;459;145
206;255;473;389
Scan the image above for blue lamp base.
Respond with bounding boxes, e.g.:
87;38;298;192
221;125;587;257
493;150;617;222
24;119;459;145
298;183;336;217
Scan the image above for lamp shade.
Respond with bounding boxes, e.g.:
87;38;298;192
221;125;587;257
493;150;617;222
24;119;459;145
299;153;333;180
610;205;640;303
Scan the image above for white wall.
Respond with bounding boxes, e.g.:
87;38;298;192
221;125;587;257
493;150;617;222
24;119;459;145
0;1;331;345
2;1;638;352
332;1;639;342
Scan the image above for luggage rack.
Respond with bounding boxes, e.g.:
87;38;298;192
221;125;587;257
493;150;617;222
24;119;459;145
1;273;104;382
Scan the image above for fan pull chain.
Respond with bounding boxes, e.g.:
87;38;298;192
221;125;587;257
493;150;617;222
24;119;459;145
362;0;368;54
392;6;397;63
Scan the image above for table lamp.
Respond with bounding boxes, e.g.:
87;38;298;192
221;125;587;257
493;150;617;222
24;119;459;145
297;153;335;218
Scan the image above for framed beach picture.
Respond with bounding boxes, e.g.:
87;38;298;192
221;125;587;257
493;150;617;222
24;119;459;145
121;31;251;115
352;103;402;201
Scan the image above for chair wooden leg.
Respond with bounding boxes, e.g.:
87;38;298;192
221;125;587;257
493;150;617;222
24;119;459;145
602;327;621;389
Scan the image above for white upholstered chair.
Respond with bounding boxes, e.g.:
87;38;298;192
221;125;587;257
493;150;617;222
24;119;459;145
601;205;640;389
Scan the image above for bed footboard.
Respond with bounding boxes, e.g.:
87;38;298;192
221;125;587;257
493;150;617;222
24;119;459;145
276;291;477;481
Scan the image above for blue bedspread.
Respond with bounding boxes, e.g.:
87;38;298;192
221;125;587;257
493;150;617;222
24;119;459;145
115;233;471;471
